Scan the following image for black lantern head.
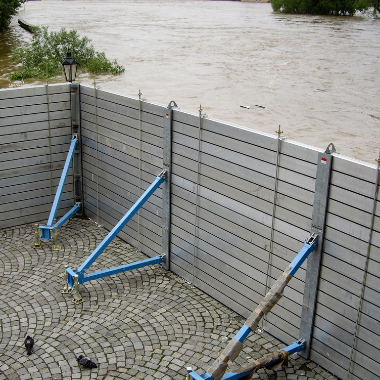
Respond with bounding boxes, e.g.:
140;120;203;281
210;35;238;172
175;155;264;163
61;50;78;83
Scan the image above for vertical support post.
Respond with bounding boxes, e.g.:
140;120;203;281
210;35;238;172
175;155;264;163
347;150;380;379
94;81;100;224
191;105;203;285
299;143;335;358
162;101;177;271
263;125;283;329
70;83;83;214
138;90;143;251
72;275;83;304
46;82;54;199
32;224;41;249
61;265;72;294
52;227;61;251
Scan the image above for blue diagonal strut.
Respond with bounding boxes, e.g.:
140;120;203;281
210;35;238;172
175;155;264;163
39;136;79;240
187;339;306;380
187;234;318;380
65;170;167;291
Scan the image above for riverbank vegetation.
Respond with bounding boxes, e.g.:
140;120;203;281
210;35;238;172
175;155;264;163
0;0;25;32
271;0;380;15
10;26;125;81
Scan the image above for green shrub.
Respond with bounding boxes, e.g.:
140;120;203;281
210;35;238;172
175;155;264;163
11;26;125;81
0;0;24;32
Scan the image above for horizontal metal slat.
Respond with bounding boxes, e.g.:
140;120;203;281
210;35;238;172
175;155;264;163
172;162;312;231
0;100;70;119
173;119;317;178
81;94;165;131
172;152;315;206
0;118;71;137
84;198;161;257
0;109;71;128
172;139;316;193
172;109;321;164
80;84;165;117
0;134;72;158
83;183;162;229
82;128;163;162
171;229;303;315
81;117;162;152
82;148;163;195
0;92;70;110
0;126;71;149
1;177;73;203
0;83;70;101
81;107;163;139
0;151;71;174
0;197;73;228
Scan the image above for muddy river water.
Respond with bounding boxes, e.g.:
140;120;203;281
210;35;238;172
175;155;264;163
1;1;380;163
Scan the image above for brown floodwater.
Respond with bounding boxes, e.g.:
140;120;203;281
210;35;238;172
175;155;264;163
2;0;380;163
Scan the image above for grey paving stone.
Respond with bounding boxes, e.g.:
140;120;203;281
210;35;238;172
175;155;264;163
0;219;341;380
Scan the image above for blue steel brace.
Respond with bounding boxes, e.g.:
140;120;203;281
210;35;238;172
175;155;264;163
65;170;167;301
187;234;318;380
288;233;318;276
186;339;306;380
39;136;79;240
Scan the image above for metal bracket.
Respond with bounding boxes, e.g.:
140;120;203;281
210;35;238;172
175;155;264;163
167;100;178;109
32;224;42;249
61;266;73;294
294;338;306;350
52;227;61;251
38;137;79;243
324;143;336;154
158;169;168;179
186;368;193;380
63;172;167;301
306;233;318;246
72;275;83;304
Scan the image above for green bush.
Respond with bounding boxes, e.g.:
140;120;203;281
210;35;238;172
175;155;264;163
0;0;24;32
271;0;372;14
11;26;125;81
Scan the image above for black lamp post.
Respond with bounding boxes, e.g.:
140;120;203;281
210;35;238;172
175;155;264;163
61;50;78;83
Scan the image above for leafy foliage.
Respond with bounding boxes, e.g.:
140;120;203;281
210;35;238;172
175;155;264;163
271;0;372;15
0;0;24;32
11;26;125;81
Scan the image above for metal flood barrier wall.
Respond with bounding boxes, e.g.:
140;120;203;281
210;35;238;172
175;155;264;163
0;84;379;380
0;84;73;229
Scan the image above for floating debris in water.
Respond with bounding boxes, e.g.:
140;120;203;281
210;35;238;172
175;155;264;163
240;105;265;109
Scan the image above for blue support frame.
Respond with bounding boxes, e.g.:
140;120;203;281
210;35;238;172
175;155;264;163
39;136;79;240
65;170;167;293
289;233;318;276
188;339;306;380
187;234;318;380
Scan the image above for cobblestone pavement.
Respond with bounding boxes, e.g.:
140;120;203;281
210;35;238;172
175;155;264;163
0;218;340;380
